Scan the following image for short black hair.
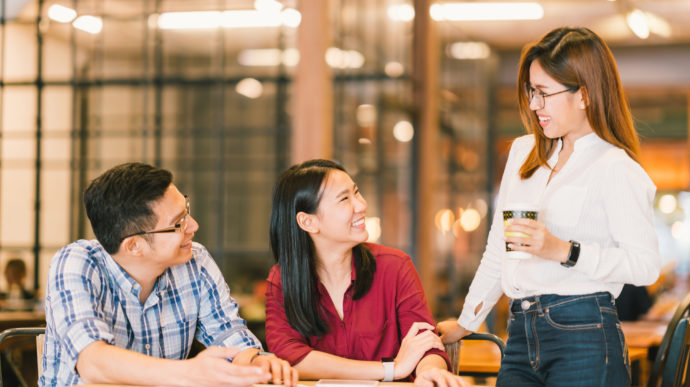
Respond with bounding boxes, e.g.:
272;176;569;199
84;163;173;254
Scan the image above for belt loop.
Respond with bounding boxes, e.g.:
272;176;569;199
535;295;543;314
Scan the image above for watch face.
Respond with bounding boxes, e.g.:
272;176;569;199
382;357;395;363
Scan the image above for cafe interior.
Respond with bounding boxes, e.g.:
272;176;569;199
0;0;689;385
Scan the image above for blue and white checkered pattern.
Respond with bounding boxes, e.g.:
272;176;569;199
39;239;261;387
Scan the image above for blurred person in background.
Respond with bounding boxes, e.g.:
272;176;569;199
0;258;35;308
266;159;468;387
438;27;660;386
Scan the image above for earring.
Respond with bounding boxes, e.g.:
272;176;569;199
580;103;585;109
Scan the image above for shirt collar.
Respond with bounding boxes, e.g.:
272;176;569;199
572;132;603;152
548;132;602;167
100;242;170;299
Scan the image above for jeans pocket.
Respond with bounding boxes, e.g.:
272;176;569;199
544;296;602;330
615;322;632;378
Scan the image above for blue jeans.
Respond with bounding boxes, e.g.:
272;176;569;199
496;292;630;387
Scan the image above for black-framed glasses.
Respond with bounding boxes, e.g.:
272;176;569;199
525;84;578;109
121;195;191;240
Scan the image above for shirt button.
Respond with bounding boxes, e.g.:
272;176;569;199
145;344;151;350
521;300;531;310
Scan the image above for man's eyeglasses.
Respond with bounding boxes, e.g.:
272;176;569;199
121;195;191;240
525;84;578;110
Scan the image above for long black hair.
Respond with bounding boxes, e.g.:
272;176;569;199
269;159;376;337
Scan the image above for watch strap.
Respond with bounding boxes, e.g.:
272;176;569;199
381;357;395;382
561;240;581;268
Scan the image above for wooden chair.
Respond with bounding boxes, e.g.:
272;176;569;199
444;332;505;378
648;293;690;387
0;327;46;387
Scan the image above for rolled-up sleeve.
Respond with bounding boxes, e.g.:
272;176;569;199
46;245;115;374
194;248;262;351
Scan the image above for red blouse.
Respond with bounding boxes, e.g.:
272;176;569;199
265;243;449;369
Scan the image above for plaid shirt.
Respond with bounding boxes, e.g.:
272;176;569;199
40;240;261;387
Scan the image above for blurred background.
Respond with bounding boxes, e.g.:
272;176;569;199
0;0;689;336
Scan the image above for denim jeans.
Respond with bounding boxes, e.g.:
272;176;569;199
496;292;630;387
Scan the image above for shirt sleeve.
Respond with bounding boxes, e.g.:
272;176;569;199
458;137;526;331
264;265;314;365
45;244;116;375
394;256;450;370
573;157;661;285
194;247;262;352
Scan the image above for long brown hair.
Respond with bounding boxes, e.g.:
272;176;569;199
517;27;640;179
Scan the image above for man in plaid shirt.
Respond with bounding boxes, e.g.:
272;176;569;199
40;162;297;387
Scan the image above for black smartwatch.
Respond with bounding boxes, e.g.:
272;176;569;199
561;240;580;268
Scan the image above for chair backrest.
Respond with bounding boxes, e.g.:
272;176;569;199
648;293;690;387
36;333;45;377
0;327;46;387
444;332;505;376
660;317;690;387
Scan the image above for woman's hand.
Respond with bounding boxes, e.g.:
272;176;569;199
394;322;445;379
436;319;472;345
415;367;471;387
504;218;571;263
250;353;299;386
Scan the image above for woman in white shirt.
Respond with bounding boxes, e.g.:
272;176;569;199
438;26;660;386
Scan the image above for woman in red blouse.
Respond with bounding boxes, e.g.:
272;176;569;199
266;159;468;387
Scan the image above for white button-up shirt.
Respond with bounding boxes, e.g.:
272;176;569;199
458;133;661;331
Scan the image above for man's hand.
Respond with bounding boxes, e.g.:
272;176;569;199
415;367;471;387
394;322;445;379
436;320;471;344
186;346;272;386
251;352;299;386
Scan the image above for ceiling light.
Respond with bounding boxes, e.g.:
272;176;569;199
447;42;491;59
646;12;672;38
430;2;544;21
157;9;301;29
393;120;414;142
158;11;221;29
48;4;77;23
384;61;404;77
235;78;263;99
72;15;102;34
237;48;299;67
254;0;283;13
325;47;365;69
281;8;302;28
626;9;650;39
387;4;415;22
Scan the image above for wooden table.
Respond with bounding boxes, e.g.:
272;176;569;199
81;382;485;387
0;310;45;331
621;320;667;349
621;320;669;386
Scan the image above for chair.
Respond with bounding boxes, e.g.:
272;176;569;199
648;293;690;387
444;332;505;378
0;327;46;387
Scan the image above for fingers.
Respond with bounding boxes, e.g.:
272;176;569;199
405;329;445;352
289;364;299;386
417;369;470;387
222;371;271;387
221;363;271;386
257;355;297;386
405;321;436;339
201;345;242;360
